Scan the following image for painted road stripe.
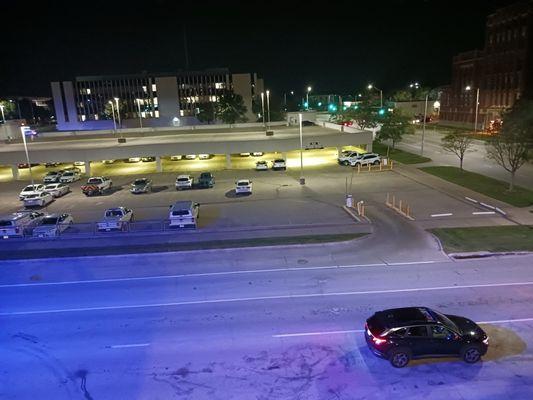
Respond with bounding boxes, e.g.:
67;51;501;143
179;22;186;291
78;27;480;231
2;281;533;316
109;343;150;349
472;211;496;215
272;317;533;338
0;261;443;289
431;213;453;217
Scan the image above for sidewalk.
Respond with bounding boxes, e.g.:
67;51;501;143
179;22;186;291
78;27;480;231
393;164;533;226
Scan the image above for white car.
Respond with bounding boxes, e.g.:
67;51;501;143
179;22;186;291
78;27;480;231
252;152;264;157
44;183;70;197
170;155;183;161
239;152;251;157
199;154;212;160
272;159;287;170
255;161;268;171
128;157;141;163
73;161;85;166
102;160;115;164
175;175;193;190
185;154;197;160
235;179;253;194
19;184;46;200
23;192;54;207
338;151;363;165
43;171;63;183
59;171;81;183
32;213;73;237
350;153;382;167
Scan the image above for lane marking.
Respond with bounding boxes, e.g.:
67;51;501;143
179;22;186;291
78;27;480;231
431;213;453;217
272;317;533;338
0;261;442;289
2;281;533;317
109;343;150;349
472;211;496;215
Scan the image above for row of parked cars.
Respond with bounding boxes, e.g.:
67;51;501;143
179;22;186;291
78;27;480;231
337;151;382;167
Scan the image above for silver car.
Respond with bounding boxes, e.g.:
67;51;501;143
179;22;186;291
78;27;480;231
44;183;70;197
23;192;54;207
32;213;74;237
130;178;153;194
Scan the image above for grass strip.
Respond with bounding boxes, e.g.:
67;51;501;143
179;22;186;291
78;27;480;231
430;226;533;253
373;142;431;164
421;166;533;207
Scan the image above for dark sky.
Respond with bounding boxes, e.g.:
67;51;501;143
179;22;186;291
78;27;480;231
0;0;521;98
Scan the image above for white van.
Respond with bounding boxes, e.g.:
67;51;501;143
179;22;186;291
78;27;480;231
0;211;45;238
168;201;199;229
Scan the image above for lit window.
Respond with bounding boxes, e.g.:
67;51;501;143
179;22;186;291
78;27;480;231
152;84;157;92
155;110;159;118
215;82;224;89
142;86;147;93
87;88;91;94
94;114;99;120
210;95;217;102
80;115;86;121
180;110;185;116
153;97;158;106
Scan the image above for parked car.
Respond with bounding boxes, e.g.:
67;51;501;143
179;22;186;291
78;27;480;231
272;159;287;170
239;152;251;157
45;162;61;167
81;176;113;196
128;157;141;163
32;213;74;237
170;155;183;161
59;170;81;183
73;161;85;166
305;141;324;150
97;207;134;231
365;307;489;368
17;163;39;169
252;152;264;157
23;192;54;207
0;211;44;237
43;171;63;183
141;156;155;162
302;121;315;126
350;153;381;167
102;160;115;164
130;178;153;194
338;151;363;166
44;183;70;197
198;172;215;188
168;200;199;229
255;161;268;171
198;154;213;160
185;154;197;160
63;166;81;174
175;175;193;190
19;184;46;200
235;179;253;194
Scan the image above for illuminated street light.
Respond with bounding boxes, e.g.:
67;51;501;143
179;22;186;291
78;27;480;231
136;98;143;128
367;84;383;108
109;101;117;131
306;86;312;110
260;92;266;130
465;85;480;134
266;90;271;130
114;97;121;128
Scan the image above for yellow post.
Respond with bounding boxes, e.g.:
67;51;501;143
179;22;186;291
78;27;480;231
386;192;390;206
362;204;365;217
399;200;403;213
357;164;361;174
368;164;371;172
392;195;396;209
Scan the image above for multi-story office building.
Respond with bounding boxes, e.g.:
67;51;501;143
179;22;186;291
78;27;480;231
51;69;264;130
440;1;532;130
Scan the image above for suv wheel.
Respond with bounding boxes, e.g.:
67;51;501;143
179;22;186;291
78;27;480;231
461;345;482;364
389;348;411;368
373;160;380;165
342;160;349;166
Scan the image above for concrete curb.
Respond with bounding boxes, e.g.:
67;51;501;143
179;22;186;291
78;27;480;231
450;251;533;260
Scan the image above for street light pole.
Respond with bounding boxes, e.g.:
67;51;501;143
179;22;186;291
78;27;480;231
299;113;305;185
266;90;271;130
20;126;34;185
114;97;121;128
0;105;8;140
421;94;428;156
109;101;117;131
260;92;266;130
136;98;143;128
474;88;480;134
306;86;312;110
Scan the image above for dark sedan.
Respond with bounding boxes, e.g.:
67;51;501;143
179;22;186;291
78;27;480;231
130;178;153;194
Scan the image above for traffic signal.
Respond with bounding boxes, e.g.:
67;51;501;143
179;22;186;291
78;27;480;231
303;101;309;108
317;102;322;107
378;108;385;116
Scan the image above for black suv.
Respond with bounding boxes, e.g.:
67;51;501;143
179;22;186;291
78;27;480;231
365;307;489;368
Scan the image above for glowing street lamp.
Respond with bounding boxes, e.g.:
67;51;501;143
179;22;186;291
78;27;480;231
260;92;266;130
136;98;143;128
108;101;117;131
114;97;121;128
306;86;312;110
266;90;271;130
465;85;480;134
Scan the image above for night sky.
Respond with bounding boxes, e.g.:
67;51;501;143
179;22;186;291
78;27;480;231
0;0;522;98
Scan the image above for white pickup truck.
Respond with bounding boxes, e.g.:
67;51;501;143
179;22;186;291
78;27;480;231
81;177;113;196
97;207;133;231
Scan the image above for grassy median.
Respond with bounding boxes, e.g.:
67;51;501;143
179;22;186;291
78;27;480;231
430;226;533;253
373;142;431;164
421;166;533;207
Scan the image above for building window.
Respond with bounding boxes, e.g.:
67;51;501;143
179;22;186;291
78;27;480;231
155;110;159;118
215;82;225;89
152;84;157;92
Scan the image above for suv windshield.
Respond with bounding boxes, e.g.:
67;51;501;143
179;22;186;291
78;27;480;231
41;217;59;225
133;179;146;185
431;309;460;332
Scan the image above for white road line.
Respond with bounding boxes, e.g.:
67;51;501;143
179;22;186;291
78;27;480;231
109;343;150;349
273;329;364;338
2;281;533;317
0;261;444;289
431;213;453;217
472;211;496;215
272;317;533;338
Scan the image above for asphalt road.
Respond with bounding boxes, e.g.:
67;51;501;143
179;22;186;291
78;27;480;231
399;128;533;190
1;250;533;399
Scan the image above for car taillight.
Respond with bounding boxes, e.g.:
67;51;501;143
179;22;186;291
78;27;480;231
372;337;387;345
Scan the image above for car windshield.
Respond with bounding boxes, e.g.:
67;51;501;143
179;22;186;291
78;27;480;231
238;181;249;186
178;178;190;182
172;210;190;216
274;160;284;163
45;185;57;189
87;178;100;183
431;309;460;332
25;194;38;199
63;172;74;176
133;179;146;185
23;186;36;192
106;210;123;217
41;217;59;225
0;220;14;227
200;173;210;178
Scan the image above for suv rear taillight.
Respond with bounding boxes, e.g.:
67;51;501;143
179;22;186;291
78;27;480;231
372;337;387;345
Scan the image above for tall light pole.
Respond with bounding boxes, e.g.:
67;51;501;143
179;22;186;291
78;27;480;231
0;105;8;140
465;85;480;134
306;86;312;110
114;97;121;128
299;113;305;185
260;92;266;130
367;84;383;108
20;125;34;185
136;98;143;128
420;86;440;156
266;90;271;130
109;101;117;131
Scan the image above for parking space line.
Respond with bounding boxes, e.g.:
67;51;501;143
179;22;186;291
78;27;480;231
109;343;151;349
431;213;453;217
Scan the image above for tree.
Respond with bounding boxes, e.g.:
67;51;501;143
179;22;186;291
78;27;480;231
376;109;414;149
216;93;248;124
441;131;474;171
342;102;378;130
0;99;17;119
197;102;216;124
486;100;533;191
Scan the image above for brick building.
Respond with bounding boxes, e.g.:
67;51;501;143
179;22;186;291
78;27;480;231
440;1;532;130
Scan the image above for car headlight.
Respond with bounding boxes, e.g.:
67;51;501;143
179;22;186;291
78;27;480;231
482;336;489;345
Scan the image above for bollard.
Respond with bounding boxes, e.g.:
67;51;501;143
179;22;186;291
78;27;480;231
386;193;390;206
392;195;396;209
346;194;353;208
357;164;361;174
399;200;403;213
